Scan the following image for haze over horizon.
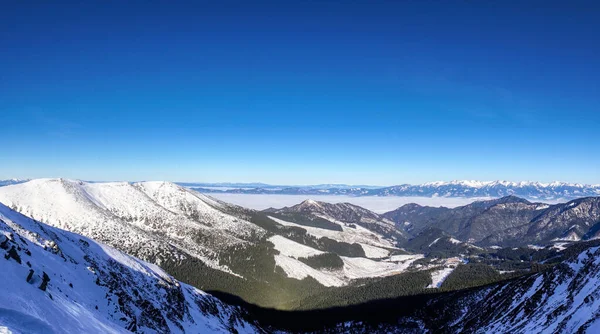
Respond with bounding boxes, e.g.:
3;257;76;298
2;1;599;184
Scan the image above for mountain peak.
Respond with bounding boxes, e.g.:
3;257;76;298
297;198;323;209
495;195;532;204
302;198;320;205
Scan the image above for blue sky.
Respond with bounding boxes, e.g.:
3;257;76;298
1;1;599;185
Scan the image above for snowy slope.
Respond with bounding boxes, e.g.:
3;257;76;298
0;203;263;333
420;246;600;333
0;179;265;274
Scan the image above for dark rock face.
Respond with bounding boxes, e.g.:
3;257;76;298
38;272;50;291
26;269;34;283
5;246;21;264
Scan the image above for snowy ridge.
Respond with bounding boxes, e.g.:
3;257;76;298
0;203;262;333
0;179;266;275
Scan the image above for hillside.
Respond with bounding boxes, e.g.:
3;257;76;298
385;195;600;246
0;202;262;333
266;199;407;245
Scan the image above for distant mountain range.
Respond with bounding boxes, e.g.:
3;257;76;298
188;180;600;201
3;179;599;200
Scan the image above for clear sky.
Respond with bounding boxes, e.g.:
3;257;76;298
1;1;599;185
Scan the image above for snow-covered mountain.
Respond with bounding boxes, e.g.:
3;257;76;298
193;180;600;200
0;178;264;271
0;202;262;333
0;179;424;308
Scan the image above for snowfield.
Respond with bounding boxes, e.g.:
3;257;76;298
273;255;345;287
341;255;423;280
427;267;456;288
268;235;324;258
358;243;391;258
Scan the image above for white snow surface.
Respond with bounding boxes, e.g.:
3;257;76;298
268;235;324;258
273;255;345;287
273;251;424;287
358;243;391;258
427;267;456;288
0;202;261;333
341;254;423;280
448;238;461;244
